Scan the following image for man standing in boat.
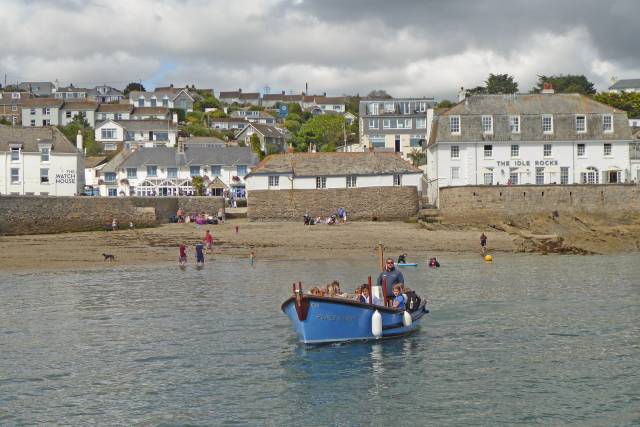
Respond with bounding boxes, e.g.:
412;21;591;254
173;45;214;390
377;258;405;305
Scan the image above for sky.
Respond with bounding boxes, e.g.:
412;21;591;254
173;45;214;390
1;0;639;100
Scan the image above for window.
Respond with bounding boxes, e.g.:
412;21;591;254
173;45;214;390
449;116;460;134
483;171;493;185
209;165;221;176
484;144;493;158
11;105;17;112
155;132;168;141
316;176;326;189
390;174;401;186
542;115;553;133
237;165;247;176
127;168;137;179
42;108;50;115
268;175;279;187
105;172;116;182
30;120;35;127
560;167;569;184
400;102;411;114
415;118;426;129
147;165;158;177
40;168;49;183
383;102;395;113
11;147;20;161
576;115;586;133
150;98;157;107
450;167;460;180
40;146;50;162
368;103;379;115
604;143;612;156
382;118;411;129
30;108;36;115
138;98;144;107
42;119;50;126
481;116;493;133
11;168;19;183
66;111;72;118
409;135;424;147
101;128;117;139
543;144;552;157
509;116;520;133
536;167;544;185
162;98;169;107
603;114;613;132
370;135;385;148
167;168;178;178
190;166;200;177
416;101;427;112
104;143;117;151
108;188;118;197
369;118;379;129
510;144;519;158
346;175;357;188
577;144;585;157
581;167;599;184
509;168;519;185
450;145;460;159
11;92;20;99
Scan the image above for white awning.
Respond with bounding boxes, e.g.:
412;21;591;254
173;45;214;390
479;167;494;174
544;166;561;174
512;168;529;174
604;166;622;171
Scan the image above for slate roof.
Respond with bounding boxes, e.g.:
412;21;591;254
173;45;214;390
247;152;422;177
84;156;108;168
97;119;177;131
0;126;79;154
62;101;98;110
249;123;287;138
608;79;640;90
97;104;133;113
210;117;250;123
219;90;260;100
118;146;258;168
132;107;170;115
56;86;91;93
88;86;124;97
183;136;226;145
22;98;64;108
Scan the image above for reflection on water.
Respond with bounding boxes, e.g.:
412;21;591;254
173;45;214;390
1;254;639;425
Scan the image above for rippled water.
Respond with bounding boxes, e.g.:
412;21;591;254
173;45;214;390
1;254;639;426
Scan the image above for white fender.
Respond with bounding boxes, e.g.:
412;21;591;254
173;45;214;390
403;310;412;327
372;310;382;338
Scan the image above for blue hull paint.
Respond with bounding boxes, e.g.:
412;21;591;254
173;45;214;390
397;263;418;267
282;296;428;344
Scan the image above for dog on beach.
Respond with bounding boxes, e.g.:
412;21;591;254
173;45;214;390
102;253;116;262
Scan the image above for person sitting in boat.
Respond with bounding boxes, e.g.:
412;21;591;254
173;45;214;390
377;258;405;305
397;253;407;264
326;280;347;298
392;284;406;310
359;285;381;305
353;286;362;301
309;286;322;296
429;257;440;268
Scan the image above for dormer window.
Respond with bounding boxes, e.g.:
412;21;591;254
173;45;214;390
542;115;553;134
509;116;520;133
39;145;50;162
368;103;379;115
449;116;461;134
10;146;21;161
481;116;493;134
602;114;613;133
138;97;144;107
575;115;586;133
11;92;20;99
150;97;157;107
383;102;395;113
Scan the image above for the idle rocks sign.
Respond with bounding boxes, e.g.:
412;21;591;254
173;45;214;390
496;160;559;167
55;169;76;184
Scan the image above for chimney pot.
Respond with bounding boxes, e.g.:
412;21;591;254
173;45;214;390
76;130;83;150
542;83;554;94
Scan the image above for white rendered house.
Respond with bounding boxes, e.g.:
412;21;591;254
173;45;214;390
95;119;178;151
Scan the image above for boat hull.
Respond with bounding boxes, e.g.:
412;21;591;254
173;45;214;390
282;296;428;344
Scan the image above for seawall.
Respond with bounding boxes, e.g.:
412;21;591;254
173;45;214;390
0;196;224;235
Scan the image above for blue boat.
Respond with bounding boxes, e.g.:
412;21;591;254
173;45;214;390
397;262;418;267
282;282;429;344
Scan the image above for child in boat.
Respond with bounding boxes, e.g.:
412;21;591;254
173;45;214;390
359;285;381;305
392;284;406;310
310;287;322;296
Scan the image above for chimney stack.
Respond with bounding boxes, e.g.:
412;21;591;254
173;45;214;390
542;83;554;94
458;86;466;102
238;88;242;93
76;130;83;150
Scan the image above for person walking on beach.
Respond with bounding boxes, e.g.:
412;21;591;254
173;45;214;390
480;232;488;254
204;230;214;253
111;218;118;231
178;242;187;266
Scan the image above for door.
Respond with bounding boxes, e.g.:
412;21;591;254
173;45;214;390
394;135;400;152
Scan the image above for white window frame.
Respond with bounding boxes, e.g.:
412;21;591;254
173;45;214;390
10;146;20;161
560;167;569;184
167;168;178;178
383;102;395;113
126;168;137;179
11;92;20;99
417;101;427;112
483;172;493;185
510;144;519;158
10;168;20;184
509;116;520;133
577;144;586;157
393;174;401;186
602;114;613;133
11;105;17;112
450;145;460;159
268;175;279;187
604;143;612;157
542;115;553;134
369;118;378;129
40;168;49;184
316;176;327;189
369;103;379;115
30;108;36;115
450;167;460;180
346;175;357;188
575;115;586;133
536;167;545;185
481;115;493;134
449;116;461;134
189;165;200;177
101;128;117;140
39;146;50;162
543;144;552;157
415;118;427;129
483;144;493;158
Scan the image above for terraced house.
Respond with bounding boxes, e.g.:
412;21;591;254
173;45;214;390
426;87;633;205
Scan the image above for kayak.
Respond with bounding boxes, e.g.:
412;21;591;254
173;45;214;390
397;263;418;267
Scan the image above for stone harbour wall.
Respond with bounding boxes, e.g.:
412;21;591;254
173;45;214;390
438;184;640;217
247;187;419;221
0;196;225;235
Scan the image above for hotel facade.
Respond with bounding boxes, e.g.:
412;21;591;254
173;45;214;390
426;92;633;205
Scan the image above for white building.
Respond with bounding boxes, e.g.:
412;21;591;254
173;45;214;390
95;119;178;151
608;79;640;93
0;126;84;196
245;152;423;192
96;146;258;197
426;92;633;205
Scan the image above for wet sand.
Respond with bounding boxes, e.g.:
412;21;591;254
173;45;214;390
0;220;516;273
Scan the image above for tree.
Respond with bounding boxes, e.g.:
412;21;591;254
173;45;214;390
345;95;361;115
531;74;596;94
593;91;640;118
294;114;345;152
366;89;393;99
193;94;221;111
287;102;303;115
465;86;487;96
58;121;101;156
407;148;425;166
191;176;204;196
250;133;265;160
437;99;454;108
123;82;145;95
485;73;518;94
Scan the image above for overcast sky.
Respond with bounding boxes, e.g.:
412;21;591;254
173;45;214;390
2;0;638;100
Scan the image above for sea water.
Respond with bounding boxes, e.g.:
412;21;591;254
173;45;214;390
0;254;639;426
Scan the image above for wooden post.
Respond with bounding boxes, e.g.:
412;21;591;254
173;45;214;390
367;276;372;305
382;277;388;307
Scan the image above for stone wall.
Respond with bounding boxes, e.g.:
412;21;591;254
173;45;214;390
0;196;224;235
247;187;419;221
439;184;640;217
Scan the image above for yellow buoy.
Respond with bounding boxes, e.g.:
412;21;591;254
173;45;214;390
484;254;493;262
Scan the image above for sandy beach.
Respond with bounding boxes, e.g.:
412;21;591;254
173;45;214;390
0;220;518;273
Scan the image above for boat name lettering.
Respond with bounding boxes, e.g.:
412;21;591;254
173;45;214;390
315;314;355;322
311;303;320;308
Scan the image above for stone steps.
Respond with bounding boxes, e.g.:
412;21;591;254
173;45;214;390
225;207;247;219
418;208;442;223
